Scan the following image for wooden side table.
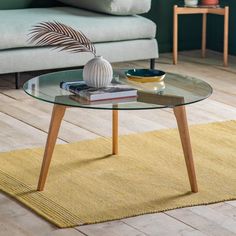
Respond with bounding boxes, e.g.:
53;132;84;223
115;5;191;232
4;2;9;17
173;5;229;66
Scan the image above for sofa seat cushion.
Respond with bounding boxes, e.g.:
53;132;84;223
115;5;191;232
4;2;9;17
0;39;158;74
58;0;151;16
0;7;156;50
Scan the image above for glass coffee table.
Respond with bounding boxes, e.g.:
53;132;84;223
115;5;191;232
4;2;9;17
23;69;212;193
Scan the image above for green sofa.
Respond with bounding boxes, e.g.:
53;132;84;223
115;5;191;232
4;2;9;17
0;0;158;88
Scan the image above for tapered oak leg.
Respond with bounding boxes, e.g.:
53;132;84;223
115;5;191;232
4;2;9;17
173;5;178;65
202;13;207;58
112;109;119;155
223;6;229;67
37;104;66;191
174;106;198;193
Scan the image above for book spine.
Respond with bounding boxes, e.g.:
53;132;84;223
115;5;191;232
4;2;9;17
90;90;137;101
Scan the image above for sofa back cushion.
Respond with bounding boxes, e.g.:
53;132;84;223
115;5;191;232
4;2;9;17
58;0;152;15
0;0;58;9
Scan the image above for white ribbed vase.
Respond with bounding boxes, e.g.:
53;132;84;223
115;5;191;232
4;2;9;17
83;56;113;88
184;0;198;6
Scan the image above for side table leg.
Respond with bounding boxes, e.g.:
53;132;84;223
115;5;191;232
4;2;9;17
202;13;207;58
173;106;198;193
173;5;178;65
112;109;119;155
224;6;229;67
37;104;66;191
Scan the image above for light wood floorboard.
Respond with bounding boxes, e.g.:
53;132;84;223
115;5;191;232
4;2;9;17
0;194;56;236
121;213;207;236
0;50;236;235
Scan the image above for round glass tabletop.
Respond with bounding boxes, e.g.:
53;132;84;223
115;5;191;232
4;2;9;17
23;69;213;110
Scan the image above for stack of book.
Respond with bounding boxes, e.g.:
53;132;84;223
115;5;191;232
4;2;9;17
60;81;137;102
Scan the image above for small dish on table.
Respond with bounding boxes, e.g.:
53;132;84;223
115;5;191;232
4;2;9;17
124;69;166;93
125;69;166;82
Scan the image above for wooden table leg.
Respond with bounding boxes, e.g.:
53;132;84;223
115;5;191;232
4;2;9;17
37;104;66;191
173;106;198;193
202;13;207;58
173;5;178;65
224;6;229;67
112;109;119;155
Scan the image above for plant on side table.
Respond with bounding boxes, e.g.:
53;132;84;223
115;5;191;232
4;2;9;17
201;0;219;5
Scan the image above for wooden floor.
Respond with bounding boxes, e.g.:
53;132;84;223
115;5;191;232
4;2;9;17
0;51;236;236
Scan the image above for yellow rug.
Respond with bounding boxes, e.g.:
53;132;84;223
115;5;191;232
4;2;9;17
0;121;236;228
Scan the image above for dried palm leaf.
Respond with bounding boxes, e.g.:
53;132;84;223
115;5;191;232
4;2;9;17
29;21;96;55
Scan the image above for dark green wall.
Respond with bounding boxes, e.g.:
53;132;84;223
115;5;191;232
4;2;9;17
0;0;59;9
145;1;202;53
145;0;235;55
207;1;236;55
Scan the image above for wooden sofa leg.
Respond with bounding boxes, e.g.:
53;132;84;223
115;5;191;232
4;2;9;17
150;58;155;70
15;72;20;89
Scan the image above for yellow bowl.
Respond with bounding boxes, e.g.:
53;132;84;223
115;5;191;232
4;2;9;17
127;75;165;83
125;69;166;83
